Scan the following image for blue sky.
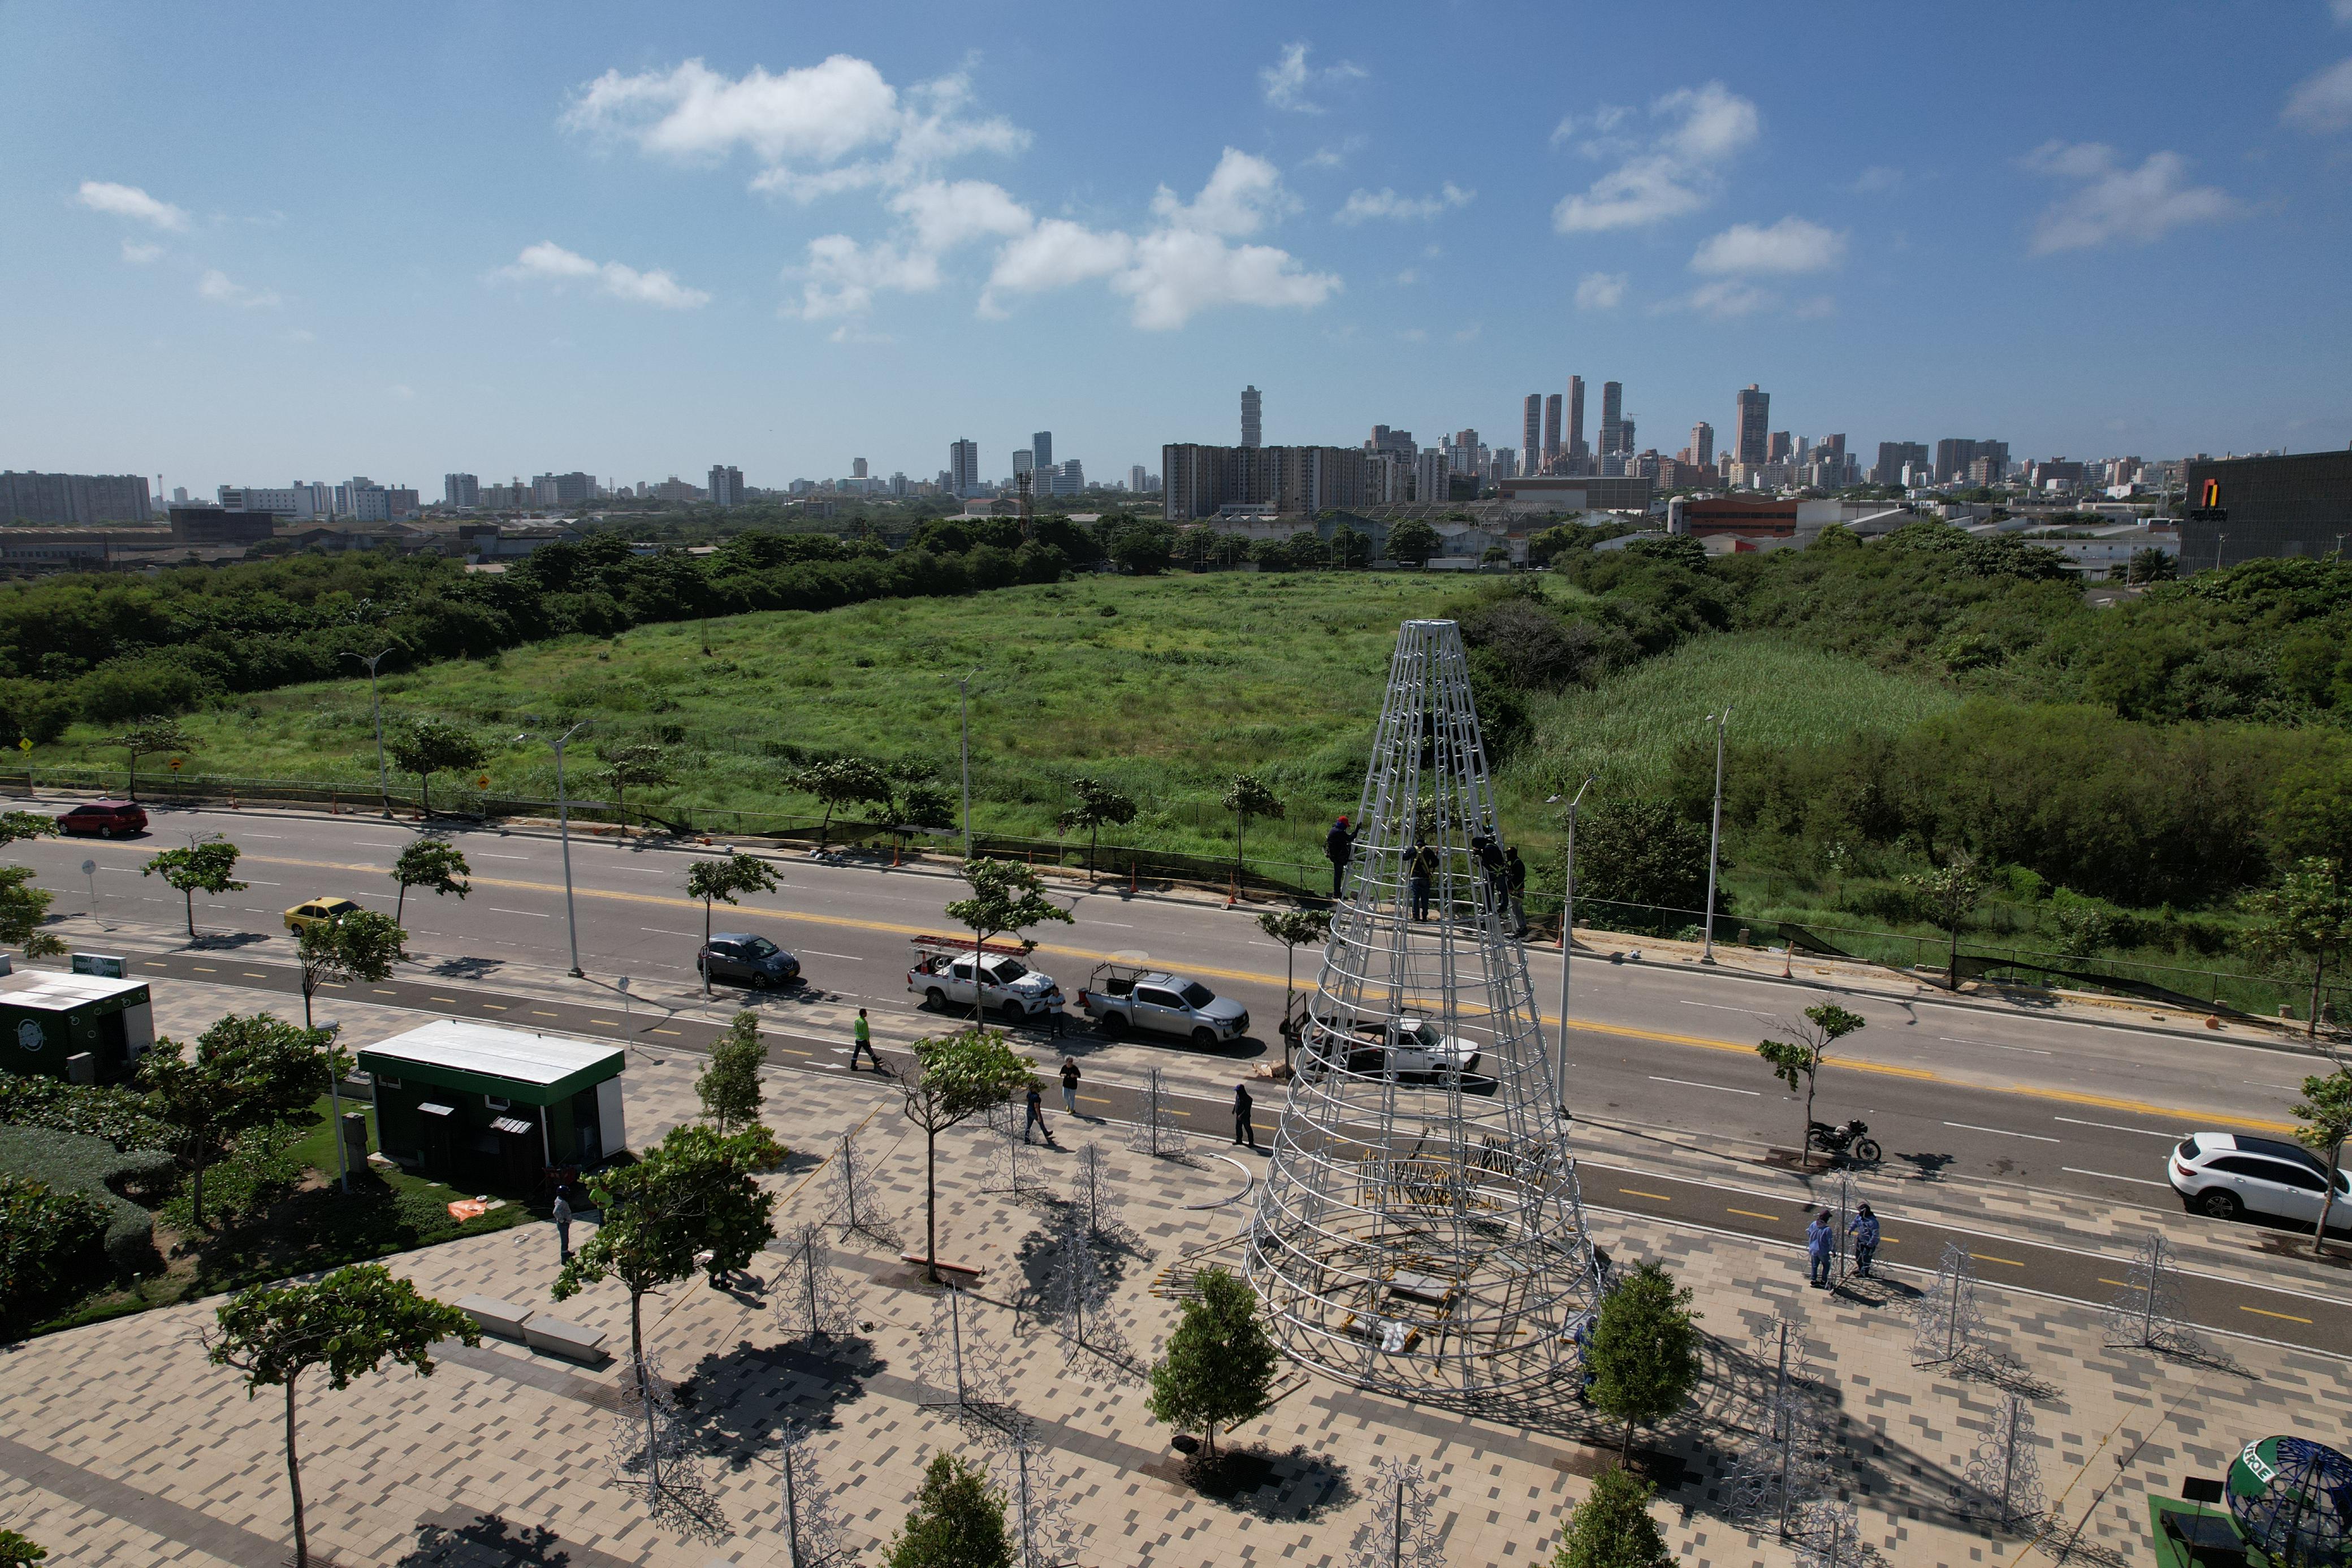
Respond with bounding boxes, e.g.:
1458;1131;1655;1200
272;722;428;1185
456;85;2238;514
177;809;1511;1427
5;1;2350;495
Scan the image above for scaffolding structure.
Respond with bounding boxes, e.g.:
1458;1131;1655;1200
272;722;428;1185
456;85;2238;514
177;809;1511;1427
1244;618;1605;1406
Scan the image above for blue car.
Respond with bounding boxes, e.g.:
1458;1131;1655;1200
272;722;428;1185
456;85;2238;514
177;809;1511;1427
697;932;802;990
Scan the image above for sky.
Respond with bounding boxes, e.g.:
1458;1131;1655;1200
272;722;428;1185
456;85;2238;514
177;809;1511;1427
5;1;2351;496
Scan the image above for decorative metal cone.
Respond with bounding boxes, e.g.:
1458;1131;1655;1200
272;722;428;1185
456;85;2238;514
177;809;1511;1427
1244;618;1605;1404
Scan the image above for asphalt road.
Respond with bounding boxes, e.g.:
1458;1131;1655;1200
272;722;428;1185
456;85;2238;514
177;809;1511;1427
27;803;2329;1219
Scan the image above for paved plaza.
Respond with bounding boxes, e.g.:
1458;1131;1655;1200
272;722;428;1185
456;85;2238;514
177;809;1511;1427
3;1011;2349;1568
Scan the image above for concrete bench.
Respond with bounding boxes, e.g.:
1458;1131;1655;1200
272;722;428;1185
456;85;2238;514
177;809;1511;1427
522;1314;608;1363
900;1253;983;1280
456;1294;533;1340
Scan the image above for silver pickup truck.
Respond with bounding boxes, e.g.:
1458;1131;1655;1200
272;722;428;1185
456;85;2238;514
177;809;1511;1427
906;937;1064;1022
1076;962;1250;1046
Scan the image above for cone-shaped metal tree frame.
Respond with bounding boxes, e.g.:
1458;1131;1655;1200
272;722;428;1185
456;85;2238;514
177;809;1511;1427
1244;618;1604;1405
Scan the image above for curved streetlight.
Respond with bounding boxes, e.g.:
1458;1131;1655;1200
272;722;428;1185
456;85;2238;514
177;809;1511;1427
1701;709;1731;963
956;668;980;861
1545;774;1597;1116
518;720;591;976
340;647;397;815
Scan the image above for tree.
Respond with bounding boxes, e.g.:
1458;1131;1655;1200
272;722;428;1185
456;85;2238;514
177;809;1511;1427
698;1010;766;1134
886;1452;1010;1568
1574;800;1713;914
798;755;893;848
1255;907;1330;1065
554;1123;779;1437
1756;1001;1867;1162
0;866;63;959
944;858;1074;1023
139;1012;340;1227
1109;521;1176;575
107;716;194;803
599;740;672;836
1057;776;1138;874
386;718;488;815
1901;853;1985;989
142;838;247;938
0;1528;45;1567
685;854;780;943
2294;1068;2352;1257
1585;1261;1702;1462
2126;547;2177;586
205;1263;477;1568
390;838;470;925
1386;518;1441;566
0;811;58;848
2240;858;2352;1039
1221;773;1284;886
296;909;409;1030
1552;1466;1672;1568
1144;1265;1279;1457
896;1028;1037;1281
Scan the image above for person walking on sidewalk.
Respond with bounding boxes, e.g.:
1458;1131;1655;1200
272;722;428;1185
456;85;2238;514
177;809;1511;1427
1506;847;1529;937
849;1007;880;1072
1060;1056;1081;1115
1325;816;1355;899
552;1187;573;1264
1849;1203;1880;1278
1408;842;1438;921
1024;1082;1054;1145
1233;1081;1259;1150
1806;1210;1834;1288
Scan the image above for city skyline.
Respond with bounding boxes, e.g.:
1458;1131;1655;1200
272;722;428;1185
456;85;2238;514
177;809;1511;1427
6;2;2351;488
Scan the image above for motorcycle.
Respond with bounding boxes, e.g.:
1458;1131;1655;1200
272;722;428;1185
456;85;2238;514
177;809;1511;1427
1806;1117;1883;1164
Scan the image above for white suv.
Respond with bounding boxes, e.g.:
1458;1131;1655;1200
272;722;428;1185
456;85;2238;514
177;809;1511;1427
2168;1132;2349;1231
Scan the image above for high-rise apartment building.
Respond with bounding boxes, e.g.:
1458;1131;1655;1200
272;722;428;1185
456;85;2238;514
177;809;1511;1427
220;484;329;520
1767;432;1792;464
1366;425;1417;464
1051;460;1084;495
0;471;153;525
1162;444;1372;519
1013;449;1034;483
1130;464;1148;492
1599;382;1624;456
708;465;744;508
443;473;479;509
1873;441;1929;486
852;457;868;479
1735;384;1770;465
1240;386;1262;448
1413;448;1450;505
949;439;981;496
1689;424;1714;469
1567;376;1586;458
1523;395;1543;475
1543;395;1563;472
1031;431;1053;473
1619;417;1635;457
1933;438;2008;485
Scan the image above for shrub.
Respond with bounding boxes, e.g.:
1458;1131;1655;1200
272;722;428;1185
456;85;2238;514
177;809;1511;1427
0;1123;168;1276
0;1070;172;1151
0;1172;110;1327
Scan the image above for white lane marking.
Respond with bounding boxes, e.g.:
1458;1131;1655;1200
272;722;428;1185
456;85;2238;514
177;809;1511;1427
487;907;550;918
798;950;866;961
641;928;698;938
2053;1116;2177;1139
1679;1000;1775;1016
2063;1167;2171;1188
2245;1080;2301;1091
1937;1036;2052;1055
1649;1075;1759;1097
352;841;401;848
478;852;533;860
1088;920;1135;928
1946;1121;2060;1143
243;833;286;839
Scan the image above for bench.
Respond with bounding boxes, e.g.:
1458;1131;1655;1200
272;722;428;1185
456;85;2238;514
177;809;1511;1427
456;1294;533;1340
522;1314;608;1363
900;1253;983;1280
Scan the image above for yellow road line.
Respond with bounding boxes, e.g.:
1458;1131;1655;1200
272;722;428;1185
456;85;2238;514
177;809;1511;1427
481;1003;505;1011
2239;1305;2314;1324
651;1028;681;1036
1619;1188;1672;1202
430;995;458;1003
1970;1253;2025;1268
2098;1277;2132;1289
530;1010;557;1017
1725;1207;1781;1222
589;1017;621;1026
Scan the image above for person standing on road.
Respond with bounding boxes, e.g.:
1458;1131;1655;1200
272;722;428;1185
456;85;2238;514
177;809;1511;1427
1806;1210;1834;1288
1409;842;1438;921
1506;847;1528;937
1024;1082;1054;1145
1060;1056;1081;1115
1233;1081;1259;1150
1472;833;1507;922
552;1187;573;1264
1849;1203;1880;1279
849;1007;881;1072
1325;816;1355;899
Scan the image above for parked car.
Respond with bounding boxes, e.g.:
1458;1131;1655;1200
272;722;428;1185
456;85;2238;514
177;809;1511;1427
57;800;147;838
2169;1132;2350;1229
1300;1012;1481;1082
906;935;1063;1021
284;896;362;933
698;932;802;990
1076;962;1248;1046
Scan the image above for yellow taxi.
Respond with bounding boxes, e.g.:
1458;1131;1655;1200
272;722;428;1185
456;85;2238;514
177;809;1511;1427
284;896;361;933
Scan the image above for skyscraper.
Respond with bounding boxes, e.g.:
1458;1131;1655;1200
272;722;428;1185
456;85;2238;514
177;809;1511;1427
1689;423;1714;469
1735;384;1770;465
443;473;479;508
1599;382;1624;456
1542;395;1562;473
708;465;743;508
1129;464;1148;492
1031;431;1053;473
853;457;868;478
1567;376;1586;458
1241;386;1262;449
1523;395;1543;477
949;439;980;496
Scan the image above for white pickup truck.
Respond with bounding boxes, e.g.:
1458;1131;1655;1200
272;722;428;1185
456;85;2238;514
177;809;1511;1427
1301;1013;1481;1082
906;935;1065;1023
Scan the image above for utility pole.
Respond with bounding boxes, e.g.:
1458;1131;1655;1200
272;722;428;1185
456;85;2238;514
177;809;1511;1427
1545;774;1597;1115
1701;709;1730;963
544;720;590;977
958;668;979;861
341;647;396;815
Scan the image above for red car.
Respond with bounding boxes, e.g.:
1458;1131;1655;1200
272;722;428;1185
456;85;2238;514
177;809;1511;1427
56;800;148;838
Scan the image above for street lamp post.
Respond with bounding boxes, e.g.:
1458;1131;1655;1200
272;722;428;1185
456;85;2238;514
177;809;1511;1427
957;668;979;861
1546;774;1597;1116
1701;708;1730;963
341;647;395;815
544;720;590;977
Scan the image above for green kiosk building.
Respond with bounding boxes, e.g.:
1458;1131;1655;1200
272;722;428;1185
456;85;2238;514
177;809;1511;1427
359;1020;628;1190
0;969;156;1084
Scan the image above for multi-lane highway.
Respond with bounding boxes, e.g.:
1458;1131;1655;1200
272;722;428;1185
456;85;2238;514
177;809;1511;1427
21;802;2328;1218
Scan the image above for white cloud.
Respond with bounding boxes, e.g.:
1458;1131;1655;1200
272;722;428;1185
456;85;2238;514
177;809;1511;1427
1114;229;1338;330
1575;271;1627;309
1393;267;1419;285
197;269;279;309
1334;183;1473;223
1852;164;1903;193
1151;148;1295;237
981;220;1133;314
497;241;711;308
1553;82;1759;233
1260;42;1365;114
76;180;189;231
1686;279;1770;318
2021;141;2238;254
888;179;1032;253
120;240;164;265
1550;105;1631;148
793;235;941;319
1451;323;1481;343
1690;216;1846;275
2336;0;2352;22
2284;57;2352;131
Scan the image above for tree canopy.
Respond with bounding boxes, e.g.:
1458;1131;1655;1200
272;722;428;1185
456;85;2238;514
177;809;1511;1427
1144;1266;1280;1456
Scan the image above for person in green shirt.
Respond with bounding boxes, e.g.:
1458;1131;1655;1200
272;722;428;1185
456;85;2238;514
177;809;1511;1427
850;1007;880;1071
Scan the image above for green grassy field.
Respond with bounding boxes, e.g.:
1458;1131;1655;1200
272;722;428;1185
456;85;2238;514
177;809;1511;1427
40;574;1959;873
